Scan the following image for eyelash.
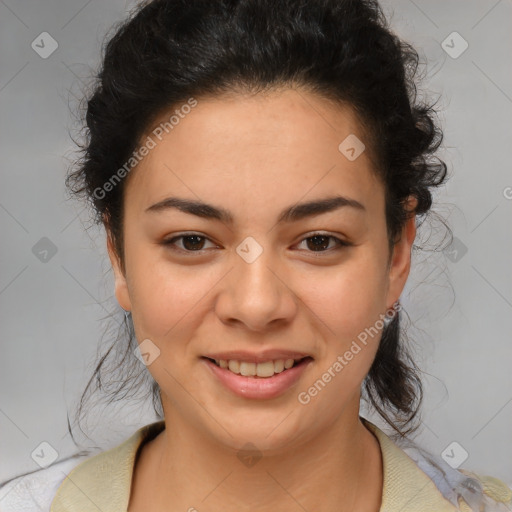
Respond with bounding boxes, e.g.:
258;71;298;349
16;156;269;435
161;232;351;255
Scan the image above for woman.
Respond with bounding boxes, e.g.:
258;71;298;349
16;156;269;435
1;0;510;511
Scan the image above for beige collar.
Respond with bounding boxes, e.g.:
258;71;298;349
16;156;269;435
51;420;456;512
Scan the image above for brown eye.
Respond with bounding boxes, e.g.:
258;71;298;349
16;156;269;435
306;235;331;251
162;233;217;253
297;233;351;253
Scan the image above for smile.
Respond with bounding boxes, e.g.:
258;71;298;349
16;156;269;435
202;356;314;400
207;357;309;378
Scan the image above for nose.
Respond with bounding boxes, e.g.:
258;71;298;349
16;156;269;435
214;246;298;332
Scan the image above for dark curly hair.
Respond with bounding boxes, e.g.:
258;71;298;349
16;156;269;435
67;0;448;438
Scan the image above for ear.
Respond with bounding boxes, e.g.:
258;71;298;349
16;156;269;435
385;196;417;307
106;230;132;312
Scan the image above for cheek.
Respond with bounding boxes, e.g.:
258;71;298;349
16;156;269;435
128;262;209;341
296;260;387;411
302;252;388;341
121;237;194;337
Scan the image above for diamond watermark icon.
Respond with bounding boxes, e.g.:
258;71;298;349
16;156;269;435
442;441;469;469
31;441;58;468
134;338;161;366
444;236;468;263
32;237;58;263
236;236;263;264
237;442;262;468
338;134;365;161
31;32;59;59
441;32;468;59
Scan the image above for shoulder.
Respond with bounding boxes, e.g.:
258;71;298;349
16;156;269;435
0;452;94;512
50;421;165;512
456;470;512;511
363;418;512;511
0;422;164;512
393;433;511;511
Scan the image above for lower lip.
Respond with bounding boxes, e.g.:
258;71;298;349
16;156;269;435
202;357;313;400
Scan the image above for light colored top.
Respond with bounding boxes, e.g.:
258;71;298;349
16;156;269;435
1;419;510;511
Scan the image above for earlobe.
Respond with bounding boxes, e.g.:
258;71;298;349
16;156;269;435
106;232;132;312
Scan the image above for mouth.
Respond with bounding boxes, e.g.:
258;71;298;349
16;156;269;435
202;356;313;379
201;354;314;400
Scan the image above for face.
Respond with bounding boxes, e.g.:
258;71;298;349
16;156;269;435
107;88;416;452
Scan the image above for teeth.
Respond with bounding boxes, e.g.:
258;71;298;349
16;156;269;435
240;362;256;376
255;361;274;377
228;360;240;373
274;359;284;373
213;358;302;378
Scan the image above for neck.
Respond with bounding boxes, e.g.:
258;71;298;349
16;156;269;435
131;397;383;512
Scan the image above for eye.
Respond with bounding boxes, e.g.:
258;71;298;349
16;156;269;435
296;233;351;253
161;232;351;255
162;233;218;253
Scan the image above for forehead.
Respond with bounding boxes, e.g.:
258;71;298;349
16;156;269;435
124;88;382;215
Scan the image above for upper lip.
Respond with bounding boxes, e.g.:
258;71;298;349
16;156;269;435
202;350;312;363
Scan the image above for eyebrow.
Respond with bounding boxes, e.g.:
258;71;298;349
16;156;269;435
145;195;366;224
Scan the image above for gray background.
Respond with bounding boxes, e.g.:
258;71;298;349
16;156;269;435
1;0;511;486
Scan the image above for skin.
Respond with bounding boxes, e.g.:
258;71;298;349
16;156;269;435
106;87;417;512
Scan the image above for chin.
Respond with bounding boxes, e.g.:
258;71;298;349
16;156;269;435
206;410;315;455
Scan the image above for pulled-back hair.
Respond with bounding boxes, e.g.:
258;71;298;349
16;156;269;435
67;0;448;437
